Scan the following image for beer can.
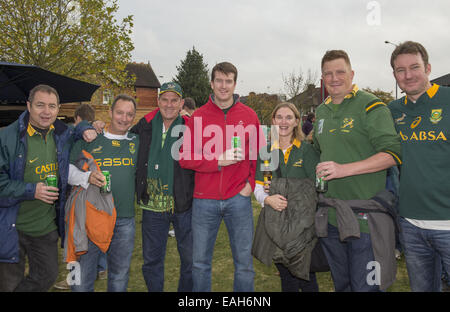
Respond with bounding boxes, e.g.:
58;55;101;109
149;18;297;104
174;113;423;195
100;170;111;193
316;174;328;193
231;136;241;149
46;174;57;192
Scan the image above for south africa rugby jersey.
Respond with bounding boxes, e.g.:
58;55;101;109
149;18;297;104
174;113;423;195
17;124;58;236
255;139;319;184
314;85;402;233
70;132;139;217
389;84;450;220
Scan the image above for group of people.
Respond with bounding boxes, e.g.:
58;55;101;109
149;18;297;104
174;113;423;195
0;40;449;293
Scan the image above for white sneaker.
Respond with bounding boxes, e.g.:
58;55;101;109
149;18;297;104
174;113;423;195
168;229;175;237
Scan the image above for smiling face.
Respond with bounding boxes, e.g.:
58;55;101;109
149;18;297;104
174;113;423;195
393;52;432;100
158;91;184;126
321;58;355;103
27;90;60;129
272;106;299;141
108;99;136;135
210;71;236;108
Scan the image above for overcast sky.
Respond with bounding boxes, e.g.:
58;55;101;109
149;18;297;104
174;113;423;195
116;0;450;99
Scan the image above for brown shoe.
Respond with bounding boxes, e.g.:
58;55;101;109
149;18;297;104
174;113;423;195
97;270;107;280
54;279;70;290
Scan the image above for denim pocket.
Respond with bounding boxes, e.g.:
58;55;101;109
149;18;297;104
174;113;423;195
237;192;252;198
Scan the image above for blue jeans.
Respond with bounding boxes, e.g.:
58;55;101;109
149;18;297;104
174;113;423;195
141;209;193;292
320;223;380;292
71;217;135;292
192;193;255;292
98;252;107;273
399;217;450;292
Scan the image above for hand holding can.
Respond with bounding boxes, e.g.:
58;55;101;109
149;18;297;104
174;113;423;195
100;171;111;193
35;181;59;204
316;171;328;193
46;174;58;192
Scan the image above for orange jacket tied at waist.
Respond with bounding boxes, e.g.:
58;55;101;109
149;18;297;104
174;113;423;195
64;150;117;263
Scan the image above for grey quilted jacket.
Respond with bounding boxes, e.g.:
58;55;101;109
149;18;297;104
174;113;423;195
315;189;398;291
252;177;318;281
63;151;116;262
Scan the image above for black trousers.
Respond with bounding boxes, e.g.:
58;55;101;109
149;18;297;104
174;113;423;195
0;230;59;292
275;263;319;292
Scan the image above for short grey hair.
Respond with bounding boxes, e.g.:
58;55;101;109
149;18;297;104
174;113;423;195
28;84;60;105
111;94;136;111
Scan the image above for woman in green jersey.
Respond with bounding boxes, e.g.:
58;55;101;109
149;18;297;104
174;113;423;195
253;102;321;292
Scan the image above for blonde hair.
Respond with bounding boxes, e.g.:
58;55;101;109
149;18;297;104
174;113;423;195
271;102;305;142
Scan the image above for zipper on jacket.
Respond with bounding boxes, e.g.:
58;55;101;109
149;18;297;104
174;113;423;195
218;112;226;201
20;134;28;180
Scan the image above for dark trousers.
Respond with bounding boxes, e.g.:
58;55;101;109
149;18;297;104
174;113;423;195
320;223;380;292
0;230;59;292
275;263;319;292
141;209;193;292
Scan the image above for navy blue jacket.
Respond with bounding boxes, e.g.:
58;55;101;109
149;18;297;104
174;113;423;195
0;111;90;263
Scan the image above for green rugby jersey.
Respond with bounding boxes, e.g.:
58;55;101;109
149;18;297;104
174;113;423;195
17;124;58;236
389;84;450;220
313;85;402;233
255;139;319;184
70;132;139;218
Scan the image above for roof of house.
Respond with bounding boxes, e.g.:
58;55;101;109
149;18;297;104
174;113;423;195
431;73;450;86
289;84;322;106
125;62;161;88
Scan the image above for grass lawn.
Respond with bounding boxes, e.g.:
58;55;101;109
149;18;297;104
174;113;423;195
52;197;411;292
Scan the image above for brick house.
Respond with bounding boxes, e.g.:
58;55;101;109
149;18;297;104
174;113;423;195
125;62;161;108
58;62;161;125
289;84;322;115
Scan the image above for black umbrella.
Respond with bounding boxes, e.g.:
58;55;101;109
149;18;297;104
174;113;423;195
0;62;100;104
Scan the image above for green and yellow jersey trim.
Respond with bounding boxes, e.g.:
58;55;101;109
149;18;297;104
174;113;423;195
365;99;386;113
404;83;440;105
27;123;55;137
324;84;359;104
256;139;302;185
384;150;402;165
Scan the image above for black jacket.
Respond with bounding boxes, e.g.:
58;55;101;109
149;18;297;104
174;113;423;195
131;109;195;213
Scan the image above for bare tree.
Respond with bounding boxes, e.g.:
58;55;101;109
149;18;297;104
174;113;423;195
304;69;318;87
282;68;304;100
282;68;319;116
282;68;318;99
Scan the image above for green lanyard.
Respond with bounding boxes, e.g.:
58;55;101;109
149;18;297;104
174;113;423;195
161;130;167;148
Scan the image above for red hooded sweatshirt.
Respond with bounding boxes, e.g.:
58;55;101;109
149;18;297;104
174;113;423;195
179;95;263;200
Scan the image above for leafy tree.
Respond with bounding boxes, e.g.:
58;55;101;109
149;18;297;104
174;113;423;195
244;92;280;125
174;47;211;107
363;87;395;104
0;0;135;91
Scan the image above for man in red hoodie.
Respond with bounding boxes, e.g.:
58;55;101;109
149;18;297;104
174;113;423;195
179;62;262;292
